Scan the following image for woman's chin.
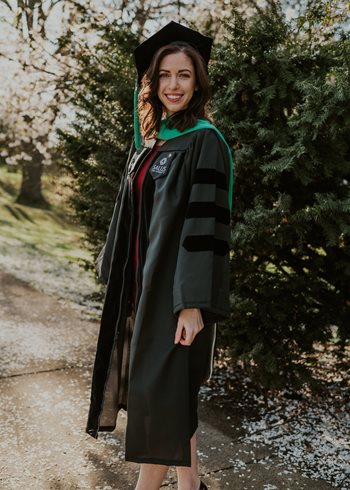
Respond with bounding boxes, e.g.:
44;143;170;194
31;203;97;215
165;106;187;117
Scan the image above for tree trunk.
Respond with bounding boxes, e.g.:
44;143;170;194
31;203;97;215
16;153;49;208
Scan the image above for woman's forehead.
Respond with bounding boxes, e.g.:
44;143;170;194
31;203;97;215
159;52;194;70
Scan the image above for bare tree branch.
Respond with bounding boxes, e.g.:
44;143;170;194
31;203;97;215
51;0;63;8
44;0;63;17
151;1;181;10
15;0;24;32
120;0;128;15
246;0;266;15
37;0;47;37
0;0;14;11
37;38;79;71
0;51;58;76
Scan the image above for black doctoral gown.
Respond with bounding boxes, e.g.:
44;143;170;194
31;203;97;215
86;127;232;467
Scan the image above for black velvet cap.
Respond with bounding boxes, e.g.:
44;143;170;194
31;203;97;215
134;21;213;86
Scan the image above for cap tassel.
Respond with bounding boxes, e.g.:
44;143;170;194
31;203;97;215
134;78;143;151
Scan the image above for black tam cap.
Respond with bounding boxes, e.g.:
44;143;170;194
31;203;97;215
134;21;213;86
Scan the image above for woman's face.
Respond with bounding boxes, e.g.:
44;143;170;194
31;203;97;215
157;52;197;117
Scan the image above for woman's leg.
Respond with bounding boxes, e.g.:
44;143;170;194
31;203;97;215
135;463;169;490
176;431;201;490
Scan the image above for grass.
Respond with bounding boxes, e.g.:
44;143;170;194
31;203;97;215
0;164;91;264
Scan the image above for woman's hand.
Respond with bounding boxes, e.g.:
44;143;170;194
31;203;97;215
174;308;204;346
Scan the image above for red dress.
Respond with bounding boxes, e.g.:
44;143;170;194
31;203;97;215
131;144;161;307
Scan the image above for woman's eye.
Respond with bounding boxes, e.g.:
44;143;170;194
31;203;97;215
159;73;190;78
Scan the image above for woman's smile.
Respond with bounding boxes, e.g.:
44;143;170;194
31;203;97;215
164;94;184;105
165;94;183;102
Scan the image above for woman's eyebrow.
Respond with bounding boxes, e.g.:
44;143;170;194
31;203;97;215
159;68;192;73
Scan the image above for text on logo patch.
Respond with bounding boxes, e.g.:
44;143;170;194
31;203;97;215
149;153;173;179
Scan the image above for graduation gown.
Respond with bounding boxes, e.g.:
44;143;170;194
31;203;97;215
86;126;231;467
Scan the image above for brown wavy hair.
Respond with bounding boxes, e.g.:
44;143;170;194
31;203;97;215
138;41;213;141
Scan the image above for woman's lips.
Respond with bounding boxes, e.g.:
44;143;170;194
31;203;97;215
165;94;183;102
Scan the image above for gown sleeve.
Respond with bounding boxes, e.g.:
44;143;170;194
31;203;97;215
173;129;232;324
96;139;135;284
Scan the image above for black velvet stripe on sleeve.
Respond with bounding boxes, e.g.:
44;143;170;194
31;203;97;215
193;169;227;190
186;202;230;225
182;235;229;256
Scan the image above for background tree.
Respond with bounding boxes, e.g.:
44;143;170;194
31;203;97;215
210;3;350;387
0;0;76;206
57;19;139;257
110;0;196;35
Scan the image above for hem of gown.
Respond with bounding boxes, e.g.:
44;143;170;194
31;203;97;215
125;423;198;468
85;424;116;439
125;454;191;467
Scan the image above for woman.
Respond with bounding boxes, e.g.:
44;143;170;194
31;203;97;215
86;21;233;490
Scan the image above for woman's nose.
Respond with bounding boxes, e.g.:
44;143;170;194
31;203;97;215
168;75;179;89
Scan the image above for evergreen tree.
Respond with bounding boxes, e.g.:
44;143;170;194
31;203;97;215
57;22;138;262
211;7;350;387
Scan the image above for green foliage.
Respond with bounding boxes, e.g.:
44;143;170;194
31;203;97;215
211;7;350;387
57;21;139;263
297;0;350;38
